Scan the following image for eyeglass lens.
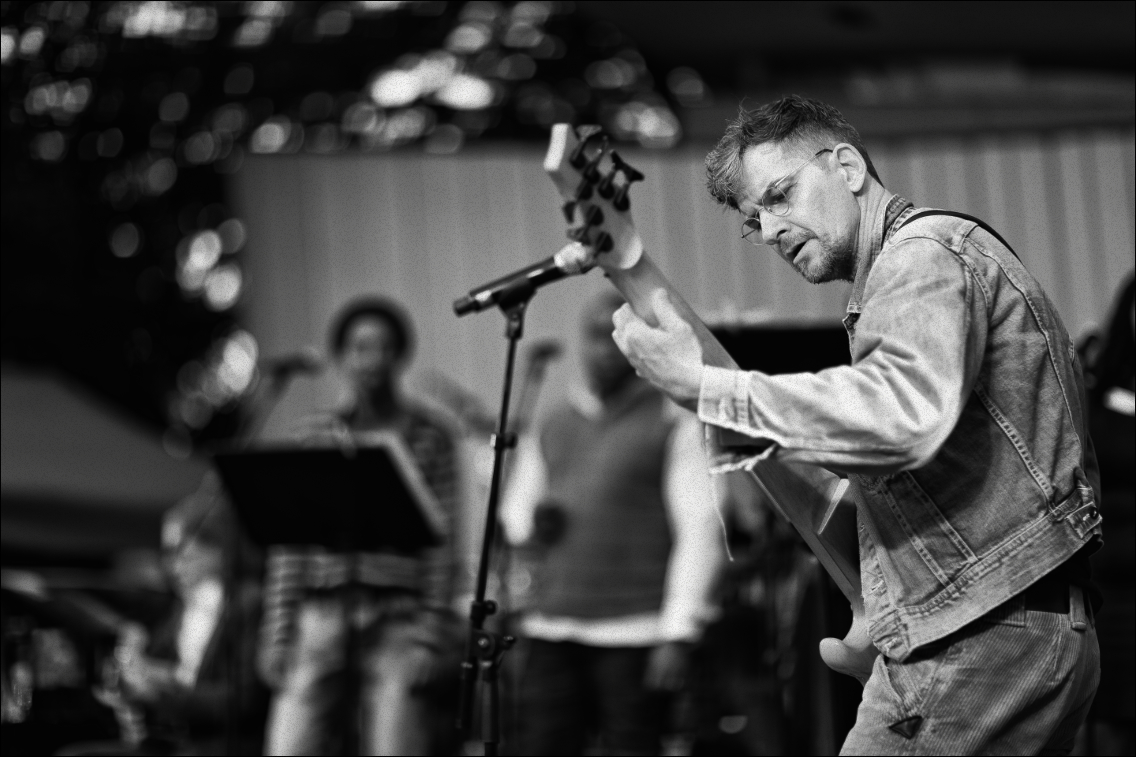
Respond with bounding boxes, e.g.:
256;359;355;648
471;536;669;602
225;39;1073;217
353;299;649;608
762;186;790;215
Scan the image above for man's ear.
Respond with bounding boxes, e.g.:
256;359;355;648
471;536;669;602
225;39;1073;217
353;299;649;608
833;143;868;194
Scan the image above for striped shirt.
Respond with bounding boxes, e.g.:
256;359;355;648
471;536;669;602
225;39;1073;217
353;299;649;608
259;404;457;656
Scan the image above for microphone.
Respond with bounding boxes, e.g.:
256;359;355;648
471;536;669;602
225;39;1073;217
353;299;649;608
261;348;324;380
453;243;592;316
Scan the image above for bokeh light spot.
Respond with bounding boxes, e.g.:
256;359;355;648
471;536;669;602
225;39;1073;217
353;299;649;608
110;222;143;258
585;58;637;90
250;117;291;153
445;22;492;54
223;65;255;96
342;101;382;134
414;51;458;93
189;230;223;270
217;218;247;254
233;19;273;48
159;91;190;123
497;53;536;81
212;103;248;134
19;25;47;58
370;69;421;108
436;74;495;110
144;157;178;195
32;131;67;162
184;131;218;164
205;265;243;312
315;9;353;37
667;66;709;106
1;27;16;64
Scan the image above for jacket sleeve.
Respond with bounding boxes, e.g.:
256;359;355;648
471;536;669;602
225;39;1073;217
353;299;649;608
698;238;987;475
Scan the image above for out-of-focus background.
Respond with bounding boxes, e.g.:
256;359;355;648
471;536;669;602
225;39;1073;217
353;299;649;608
2;2;1133;755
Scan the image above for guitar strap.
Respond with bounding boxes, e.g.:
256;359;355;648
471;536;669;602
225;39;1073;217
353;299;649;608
898;209;1020;260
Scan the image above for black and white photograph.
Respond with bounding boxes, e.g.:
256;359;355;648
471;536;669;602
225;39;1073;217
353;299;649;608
1;2;1133;755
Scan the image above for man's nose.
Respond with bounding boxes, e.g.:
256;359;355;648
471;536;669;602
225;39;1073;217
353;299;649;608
760;211;791;247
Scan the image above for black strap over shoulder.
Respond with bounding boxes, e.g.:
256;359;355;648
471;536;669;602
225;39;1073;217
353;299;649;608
898;210;1020;260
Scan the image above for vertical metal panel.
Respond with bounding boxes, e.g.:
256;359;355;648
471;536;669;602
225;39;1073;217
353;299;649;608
232;129;1135;435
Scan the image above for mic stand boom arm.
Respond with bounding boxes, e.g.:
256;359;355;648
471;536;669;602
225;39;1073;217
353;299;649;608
455;279;535;755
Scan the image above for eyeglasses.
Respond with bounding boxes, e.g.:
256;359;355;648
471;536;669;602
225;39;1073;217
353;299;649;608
740;148;833;245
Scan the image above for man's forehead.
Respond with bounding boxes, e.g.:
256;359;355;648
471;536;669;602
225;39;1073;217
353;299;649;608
737;142;802;210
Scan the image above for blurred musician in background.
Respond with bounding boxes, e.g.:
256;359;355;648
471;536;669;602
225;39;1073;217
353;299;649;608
257;298;460;756
65;481;267;756
501;291;725;756
1085;275;1135;756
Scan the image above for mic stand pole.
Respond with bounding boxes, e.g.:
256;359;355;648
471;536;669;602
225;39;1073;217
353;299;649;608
457;280;534;755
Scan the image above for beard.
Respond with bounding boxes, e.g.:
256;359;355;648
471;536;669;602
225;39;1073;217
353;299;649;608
784;232;857;284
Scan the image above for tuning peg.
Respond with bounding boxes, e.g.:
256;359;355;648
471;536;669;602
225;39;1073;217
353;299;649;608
612;184;632;212
611;151;644;183
583;205;604;227
569;140;589;169
570;126;607;168
594;231;613;253
562;201;576;223
567;226;593;245
620;163;644;183
575;125;606;142
573;179;593;203
581;142;608;185
597;169;617;199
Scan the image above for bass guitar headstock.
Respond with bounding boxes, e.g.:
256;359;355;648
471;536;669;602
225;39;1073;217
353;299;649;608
543;124;645;272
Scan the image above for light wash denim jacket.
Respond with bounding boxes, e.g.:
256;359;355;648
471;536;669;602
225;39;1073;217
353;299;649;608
699;195;1102;661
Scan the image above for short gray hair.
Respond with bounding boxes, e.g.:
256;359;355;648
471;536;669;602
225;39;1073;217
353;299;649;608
705;95;881;210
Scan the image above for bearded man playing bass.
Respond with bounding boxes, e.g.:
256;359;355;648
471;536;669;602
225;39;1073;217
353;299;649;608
610;95;1103;755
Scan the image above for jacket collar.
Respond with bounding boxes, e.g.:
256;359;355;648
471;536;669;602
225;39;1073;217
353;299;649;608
847;193;914;313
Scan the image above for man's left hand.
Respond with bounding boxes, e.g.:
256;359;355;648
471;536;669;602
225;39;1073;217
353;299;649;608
612;290;703;411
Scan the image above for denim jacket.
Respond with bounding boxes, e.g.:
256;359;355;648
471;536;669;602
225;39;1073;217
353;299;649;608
699;195;1102;661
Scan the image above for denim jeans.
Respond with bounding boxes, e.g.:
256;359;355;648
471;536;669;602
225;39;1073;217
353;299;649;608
516;639;665;756
263;590;435;756
841;586;1099;755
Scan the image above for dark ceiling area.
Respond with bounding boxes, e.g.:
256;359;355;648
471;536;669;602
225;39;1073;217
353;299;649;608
576;1;1136;82
577;1;1135;141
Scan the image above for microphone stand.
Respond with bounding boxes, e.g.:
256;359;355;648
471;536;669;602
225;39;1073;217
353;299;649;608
456;279;535;755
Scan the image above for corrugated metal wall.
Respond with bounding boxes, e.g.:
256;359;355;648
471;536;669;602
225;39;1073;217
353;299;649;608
232;127;1135;439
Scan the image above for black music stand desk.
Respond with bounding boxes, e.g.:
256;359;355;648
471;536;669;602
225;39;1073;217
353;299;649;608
213;433;445;552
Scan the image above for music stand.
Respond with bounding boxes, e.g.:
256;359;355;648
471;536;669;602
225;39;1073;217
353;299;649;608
213;433;445;552
213;433;445;755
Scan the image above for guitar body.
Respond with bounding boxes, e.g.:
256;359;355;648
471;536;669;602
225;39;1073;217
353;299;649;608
544;124;876;684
